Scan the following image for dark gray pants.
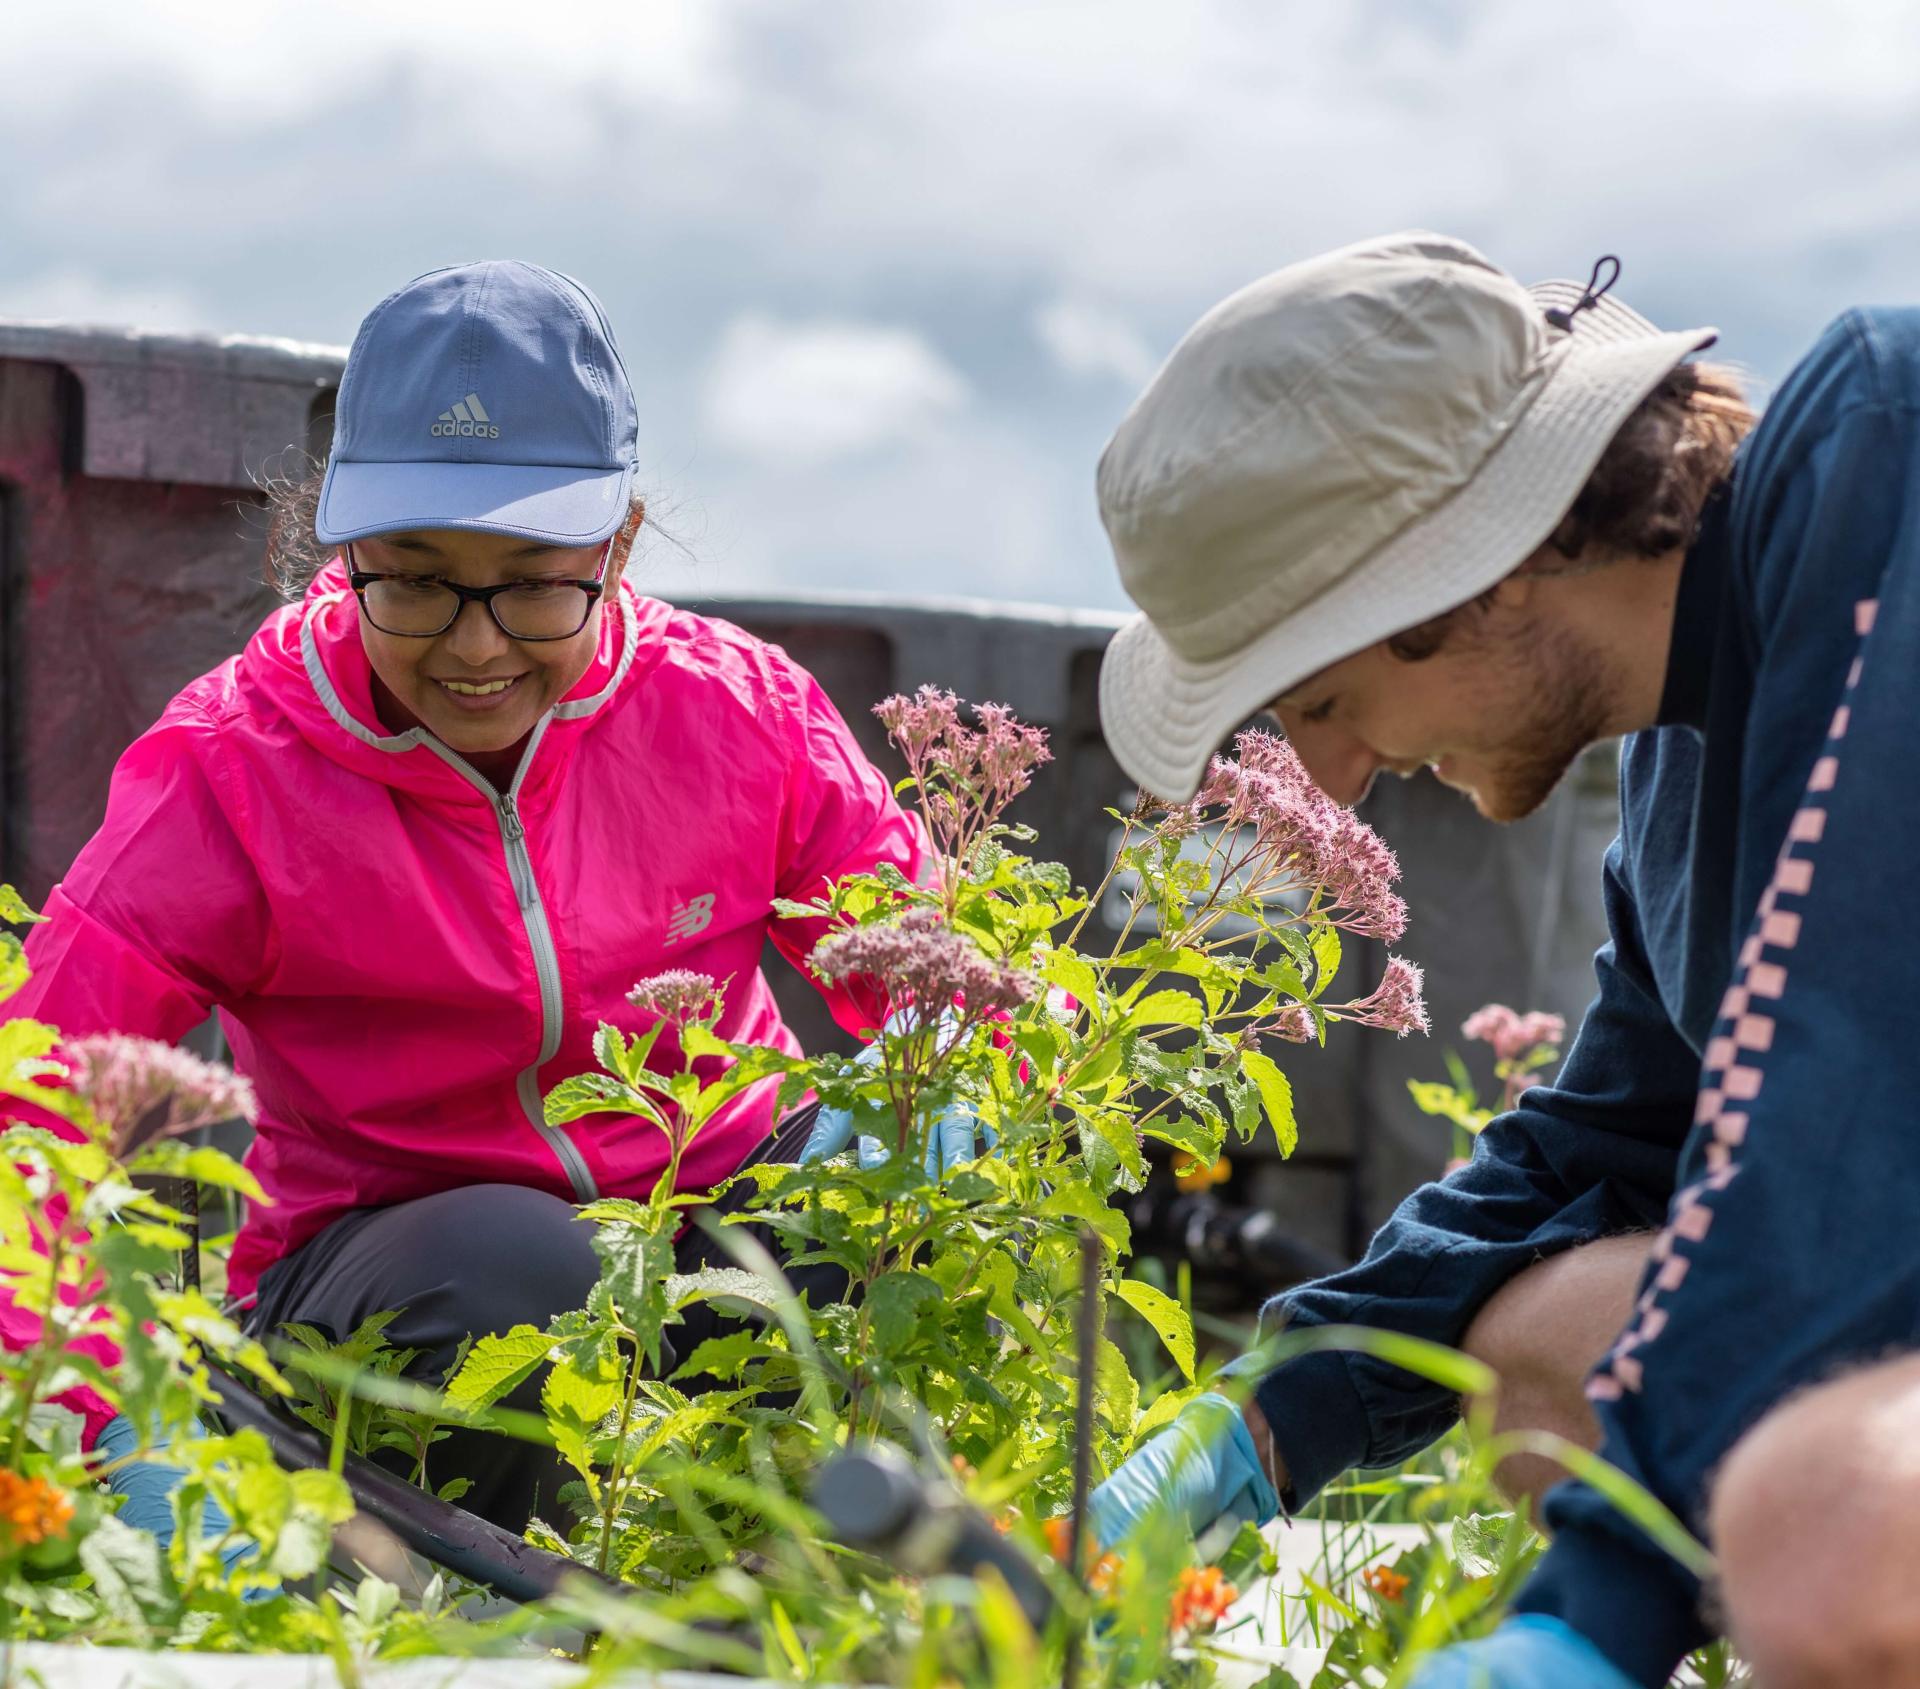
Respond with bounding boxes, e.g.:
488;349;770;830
243;1106;842;1532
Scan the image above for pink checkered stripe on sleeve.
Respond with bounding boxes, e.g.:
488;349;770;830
1588;597;1880;1403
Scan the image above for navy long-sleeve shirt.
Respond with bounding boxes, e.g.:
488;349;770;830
1251;306;1920;1684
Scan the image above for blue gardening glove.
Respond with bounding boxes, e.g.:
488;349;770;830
1085;1393;1279;1551
1403;1617;1639;1689
801;1093;996;1177
96;1413;252;1575
800;1009;996;1178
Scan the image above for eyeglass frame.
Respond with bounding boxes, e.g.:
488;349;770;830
344;534;615;641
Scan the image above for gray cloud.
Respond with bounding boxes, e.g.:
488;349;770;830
5;0;1920;606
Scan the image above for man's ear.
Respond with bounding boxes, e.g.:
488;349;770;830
1486;567;1540;613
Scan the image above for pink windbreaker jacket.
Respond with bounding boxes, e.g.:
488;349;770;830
7;560;926;1442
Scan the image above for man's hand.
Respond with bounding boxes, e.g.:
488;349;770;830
1085;1393;1280;1551
1404;1617;1639;1687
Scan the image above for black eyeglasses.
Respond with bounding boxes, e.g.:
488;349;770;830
345;536;613;641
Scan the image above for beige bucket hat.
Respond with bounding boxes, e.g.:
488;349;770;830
1096;231;1718;801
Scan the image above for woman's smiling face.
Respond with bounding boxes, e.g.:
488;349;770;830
350;525;631;758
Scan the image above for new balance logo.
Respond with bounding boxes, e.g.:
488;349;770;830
430;393;500;439
665;893;716;945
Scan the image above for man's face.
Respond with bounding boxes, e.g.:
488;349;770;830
1265;595;1614;822
350;528;626;757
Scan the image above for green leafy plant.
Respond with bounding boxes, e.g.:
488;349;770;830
276;1311;475;1503
430;692;1432;1683
0;886;361;1641
0;707;1732;1683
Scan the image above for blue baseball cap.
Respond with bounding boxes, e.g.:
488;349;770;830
315;260;638;548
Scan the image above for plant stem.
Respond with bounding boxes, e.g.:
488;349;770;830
1108;888;1148;958
598;1330;644;1575
1063;1228;1101;1689
845;1198;898;1439
1063;817;1135;950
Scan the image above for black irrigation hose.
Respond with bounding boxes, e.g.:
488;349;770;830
201;1362;629;1606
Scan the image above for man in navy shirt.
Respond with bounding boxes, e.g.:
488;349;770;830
1086;232;1920;1685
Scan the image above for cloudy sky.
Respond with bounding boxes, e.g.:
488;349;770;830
6;0;1920;608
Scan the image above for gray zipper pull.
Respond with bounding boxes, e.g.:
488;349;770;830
498;791;525;843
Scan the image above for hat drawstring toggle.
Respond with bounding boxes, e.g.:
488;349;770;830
1544;254;1622;332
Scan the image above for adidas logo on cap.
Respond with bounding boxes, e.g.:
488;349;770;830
430;393;500;439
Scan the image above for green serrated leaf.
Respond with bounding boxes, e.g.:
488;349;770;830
543;1357;622;1486
125;1140;267;1203
1068;1039;1126;1096
1132;1383;1197;1444
671;1329;765;1383
771;896;830;920
0;885;47;925
679;1022;732;1063
1094;1335;1139;1432
664;1265;776;1313
0;1019;91;1127
1037;1183;1130;1258
79;1513;181;1629
0;935;28;1006
1113;1277;1195;1382
546;1071;668;1129
543;1356;621;1425
1309;922;1343;997
593;1222;676;1354
1141;1111;1225;1164
1125;988;1204;1030
1240;1047;1298;1157
444;1325;553;1411
1088;1112;1146;1191
1041;950;1101;1019
867;1270;942;1350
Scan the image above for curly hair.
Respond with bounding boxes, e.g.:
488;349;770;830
255;456;649;601
1385;360;1756;662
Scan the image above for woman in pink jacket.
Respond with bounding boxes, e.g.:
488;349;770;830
11;261;929;1531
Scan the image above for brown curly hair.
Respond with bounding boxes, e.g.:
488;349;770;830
1385;360;1755;662
255;456;648;601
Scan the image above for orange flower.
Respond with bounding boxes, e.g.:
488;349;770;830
1169;1564;1237;1632
1173;1153;1231;1192
1042;1515;1073;1562
1361;1563;1410;1602
1043;1515;1122;1594
0;1470;75;1550
950;1452;977;1482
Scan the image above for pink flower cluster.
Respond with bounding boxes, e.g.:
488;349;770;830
811;908;1034;1018
627;970;723;1025
874;687;1052;859
63;1034;258;1154
1462;1003;1566;1063
1258;1004;1317;1044
1343;958;1430;1038
1168;729;1408;943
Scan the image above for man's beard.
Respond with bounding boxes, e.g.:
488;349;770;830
1469;625;1615;823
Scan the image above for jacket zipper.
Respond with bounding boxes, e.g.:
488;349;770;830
492;785;597;1201
427;731;598;1202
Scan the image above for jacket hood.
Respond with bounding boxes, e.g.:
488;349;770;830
238;556;663;807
